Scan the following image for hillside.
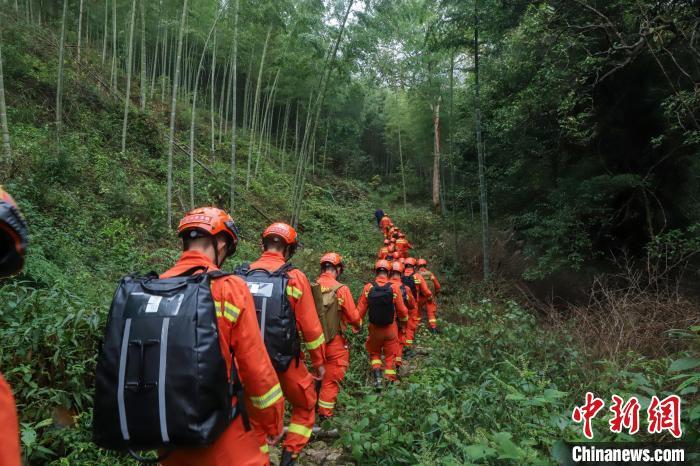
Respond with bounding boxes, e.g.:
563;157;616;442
1;3;699;466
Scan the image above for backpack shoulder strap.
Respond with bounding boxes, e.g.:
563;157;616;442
233;263;251;275
174;265;209;277
331;284;344;294
273;262;296;277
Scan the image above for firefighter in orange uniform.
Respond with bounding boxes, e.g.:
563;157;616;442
357;260;409;387
249;223;326;466
0;187;29;466
417;258;441;332
379;215;392;236
388;261;417;368
315;253;361;419
394;233;412;259
377;240;390;259
403;258;435;332
161;208;284;466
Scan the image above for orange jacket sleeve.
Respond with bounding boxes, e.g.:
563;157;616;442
0;374;20;466
221;277;284;438
356;283;371;321
414;274;433;300
287;269;326;368
337;285;361;329
391;283;409;322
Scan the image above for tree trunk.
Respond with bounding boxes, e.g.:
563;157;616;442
0;44;11;165
474;0;490;280
396;93;407;212
210;30;216;156
56;0;67;138
150;15;160;98
77;0;84;61
188;9;221;208
280;100;290;171
121;0;137;155
102;0;108;66
255;70;278;176
139;0;147;110
321;121;329;172
217;53;229;143
111;0;118;91
229;0;239;210
431;96;441;214
449;51;458;254
167;0;188;227
245;27;271;189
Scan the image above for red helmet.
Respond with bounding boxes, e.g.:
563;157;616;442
383;239;390;245
178;207;239;260
417;258;427;267
0;187;29;278
391;261;404;273
320;252;343;269
262;222;298;245
405;257;417;267
374;259;390;272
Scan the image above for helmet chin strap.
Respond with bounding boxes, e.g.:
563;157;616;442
211;236;221;268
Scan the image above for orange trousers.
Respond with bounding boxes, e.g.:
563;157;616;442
277;359;317;454
404;307;419;348
163;414;269;466
317;335;350;417
0;374;21;466
366;323;400;380
419;299;438;329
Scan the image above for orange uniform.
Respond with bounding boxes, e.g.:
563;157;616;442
315;272;361;417
249;251;326;454
418;267;441;329
161;251;284;466
404;269;433;328
357;277;409;380
394;238;412;259
0;374;20;466
390;275;417;367
377;246;389;259
379;216;392;236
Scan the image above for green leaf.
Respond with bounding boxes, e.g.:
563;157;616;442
463;444;495;460
669;357;700;372
493;432;520;460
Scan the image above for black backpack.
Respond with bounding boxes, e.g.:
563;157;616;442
367;281;395;326
402;273;417;299
93;267;247;461
234;262;300;372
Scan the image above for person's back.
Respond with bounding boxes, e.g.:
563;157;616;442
374;209;384;227
159;208;284;466
247;223;326;466
0;187;29;466
357;260;408;386
315;253;360;419
417;259;441;333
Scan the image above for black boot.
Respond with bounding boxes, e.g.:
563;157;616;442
372;368;383;391
280;449;297;466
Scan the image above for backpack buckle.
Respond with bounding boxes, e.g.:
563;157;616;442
126;339;160;392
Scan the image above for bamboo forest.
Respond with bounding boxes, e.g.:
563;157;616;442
0;0;699;464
